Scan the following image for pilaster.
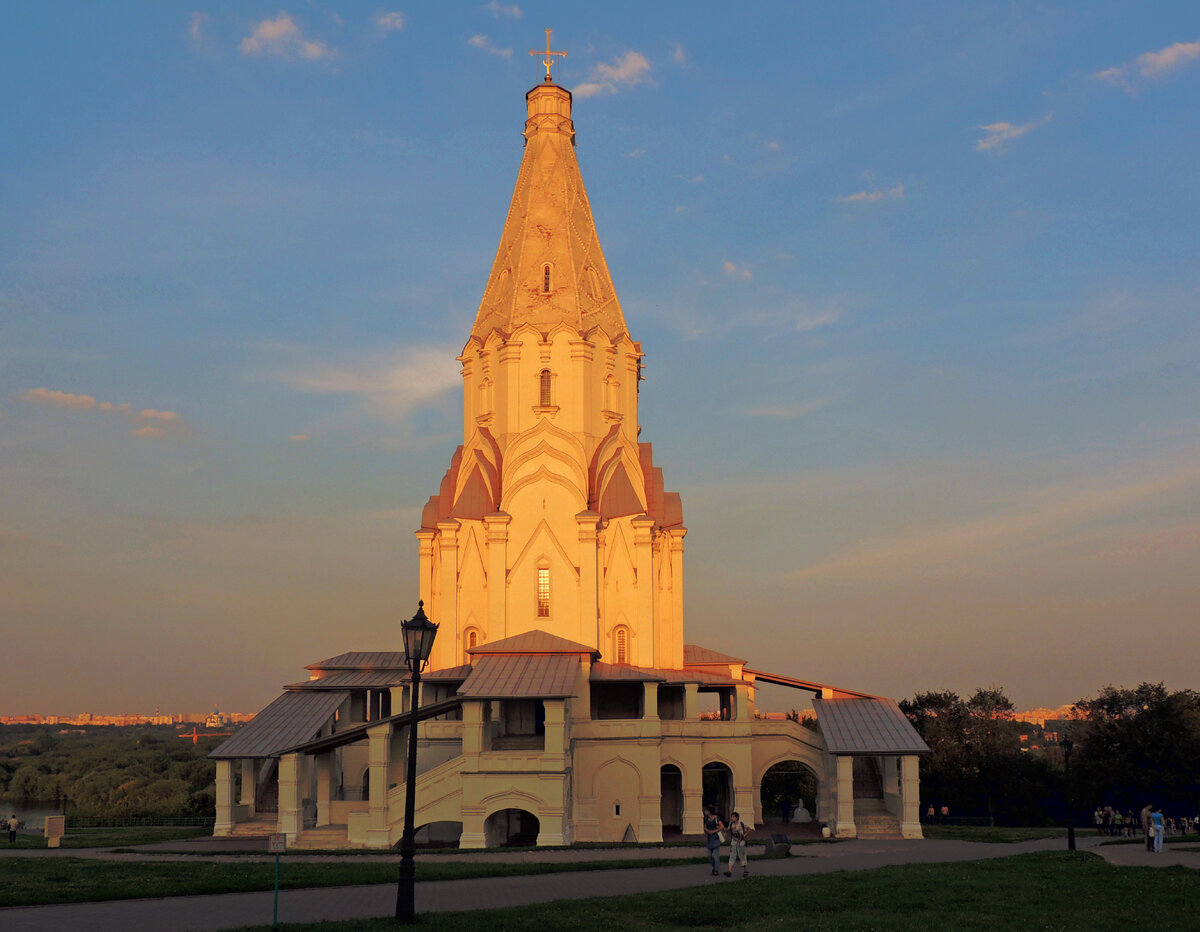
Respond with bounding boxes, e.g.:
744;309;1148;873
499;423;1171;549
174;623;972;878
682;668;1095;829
900;754;923;838
576;511;600;647
214;759;235;836
278;753;303;841
315;753;332;826
366;723;392;848
835;755;857;838
484;512;511;641
631;514;655;667
434;519;460;671
239;758;256;815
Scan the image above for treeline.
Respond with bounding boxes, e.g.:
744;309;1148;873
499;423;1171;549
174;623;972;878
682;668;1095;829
0;725;218;818
901;683;1200;826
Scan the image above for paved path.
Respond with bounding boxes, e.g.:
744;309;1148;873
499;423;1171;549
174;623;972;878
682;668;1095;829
1;836;1196;932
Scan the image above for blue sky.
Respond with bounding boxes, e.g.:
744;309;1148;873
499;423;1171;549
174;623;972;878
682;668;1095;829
3;2;1198;714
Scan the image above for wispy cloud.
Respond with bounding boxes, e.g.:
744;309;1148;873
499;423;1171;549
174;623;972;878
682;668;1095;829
290;433;310;442
188;11;209;43
722;259;752;281
483;1;522;18
976;113;1052;153
1094;39;1200;90
468;34;512;60
836;181;904;204
239;12;336;61
1018;291;1148;346
375;11;407;33
21;388;189;438
669;43;687;65
278;346;461;416
575;51;651;98
743;399;829;419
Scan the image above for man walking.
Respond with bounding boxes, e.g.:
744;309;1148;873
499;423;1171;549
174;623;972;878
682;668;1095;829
1141;803;1153;852
7;814;17;843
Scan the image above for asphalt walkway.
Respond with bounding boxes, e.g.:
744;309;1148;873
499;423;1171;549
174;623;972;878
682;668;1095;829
1;835;1196;931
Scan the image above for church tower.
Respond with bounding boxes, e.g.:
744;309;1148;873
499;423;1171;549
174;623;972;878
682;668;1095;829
417;72;686;673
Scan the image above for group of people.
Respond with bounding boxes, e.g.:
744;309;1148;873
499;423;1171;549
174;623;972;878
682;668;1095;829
702;806;751;878
1134;804;1198;853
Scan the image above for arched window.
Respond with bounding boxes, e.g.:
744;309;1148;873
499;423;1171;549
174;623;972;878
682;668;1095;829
542;263;552;293
539;369;552;407
615;625;629;664
464;628;479;666
537;567;551;618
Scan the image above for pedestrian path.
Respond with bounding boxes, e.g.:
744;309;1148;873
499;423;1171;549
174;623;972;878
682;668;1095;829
1;835;1196;932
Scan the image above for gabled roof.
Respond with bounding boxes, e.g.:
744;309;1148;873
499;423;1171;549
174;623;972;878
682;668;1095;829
590;661;741;687
459;653;580;699
683;644;747;667
209;690;348;760
468;629;599;658
812;696;930;755
305;651;407;672
425;664;473;682
286;671;403;690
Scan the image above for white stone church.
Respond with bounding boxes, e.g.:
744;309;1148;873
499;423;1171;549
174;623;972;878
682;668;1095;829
211;66;927;849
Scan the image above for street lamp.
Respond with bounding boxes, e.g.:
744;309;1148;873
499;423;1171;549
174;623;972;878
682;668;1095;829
395;600;439;922
1061;734;1075;852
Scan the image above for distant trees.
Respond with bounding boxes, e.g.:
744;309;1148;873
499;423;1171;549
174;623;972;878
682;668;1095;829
0;725;217;818
1070;683;1200;816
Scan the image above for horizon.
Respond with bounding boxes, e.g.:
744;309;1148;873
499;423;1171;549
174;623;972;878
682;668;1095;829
3;3;1198;714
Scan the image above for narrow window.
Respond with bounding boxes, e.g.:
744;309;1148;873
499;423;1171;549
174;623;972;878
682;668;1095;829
537;568;551;617
614;803;621;817
543;264;552;293
539;369;552;406
616;627;627;664
464;629;478;666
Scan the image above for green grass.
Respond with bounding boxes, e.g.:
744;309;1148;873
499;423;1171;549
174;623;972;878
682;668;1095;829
918;824;1076;843
235;851;1200;931
6;825;212;850
0;855;709;908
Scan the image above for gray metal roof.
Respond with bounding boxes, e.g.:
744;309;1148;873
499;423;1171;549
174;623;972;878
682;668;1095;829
468;630;598;656
208;690;348;759
285;670;404;690
590;661;740;686
306;651;407;671
458;653;580;699
683;644;747;666
812;696;930;755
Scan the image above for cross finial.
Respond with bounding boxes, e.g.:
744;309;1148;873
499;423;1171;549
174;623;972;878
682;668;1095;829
530;27;566;82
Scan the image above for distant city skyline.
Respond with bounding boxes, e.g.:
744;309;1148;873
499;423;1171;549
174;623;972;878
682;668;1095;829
3;4;1198;713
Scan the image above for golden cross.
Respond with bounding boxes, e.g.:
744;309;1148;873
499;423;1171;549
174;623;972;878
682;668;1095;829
530;27;566;82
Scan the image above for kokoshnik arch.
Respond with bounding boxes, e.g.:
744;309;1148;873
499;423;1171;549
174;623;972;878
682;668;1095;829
211;47;928;849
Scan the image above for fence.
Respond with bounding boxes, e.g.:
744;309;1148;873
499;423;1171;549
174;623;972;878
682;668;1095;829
64;815;216;830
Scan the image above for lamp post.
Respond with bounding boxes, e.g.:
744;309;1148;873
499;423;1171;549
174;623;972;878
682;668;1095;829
1061;734;1075;851
395;600;439;922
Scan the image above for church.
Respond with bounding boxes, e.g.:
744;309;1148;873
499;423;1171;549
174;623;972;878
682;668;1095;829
211;52;927;849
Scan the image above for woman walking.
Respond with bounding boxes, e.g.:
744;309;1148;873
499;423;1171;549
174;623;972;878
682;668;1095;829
702;806;725;876
1151;806;1165;853
724;811;750;878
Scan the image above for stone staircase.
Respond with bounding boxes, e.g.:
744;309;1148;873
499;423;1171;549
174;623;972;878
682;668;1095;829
291;824;354;850
229;816;277;837
852;758;903;839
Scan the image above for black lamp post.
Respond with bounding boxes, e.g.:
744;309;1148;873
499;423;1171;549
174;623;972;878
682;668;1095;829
1061;735;1075;851
395;600;438;922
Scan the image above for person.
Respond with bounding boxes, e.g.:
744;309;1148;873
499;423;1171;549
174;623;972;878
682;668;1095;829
939;805;949;817
781;797;792;824
702;806;725;876
7;814;17;843
926;804;935;819
1141;803;1154;852
1151;806;1165;853
725;811;750;878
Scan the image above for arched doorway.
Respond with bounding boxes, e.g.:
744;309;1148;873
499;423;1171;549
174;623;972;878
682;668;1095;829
413;821;463;848
702;762;733;822
760;760;818;823
484;808;540;847
660;764;683;831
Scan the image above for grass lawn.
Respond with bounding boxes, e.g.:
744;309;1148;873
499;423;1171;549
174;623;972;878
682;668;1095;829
7;826;212;850
0;855;706;908
918;825;1079;843
234;851;1200;932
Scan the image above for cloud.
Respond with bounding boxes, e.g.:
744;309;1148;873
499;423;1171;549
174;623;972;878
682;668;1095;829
468;34;512;60
976;113;1052;153
688;175;704;184
239;12;335;61
669;43;687;65
836;182;904;204
1018;291;1148;346
722;259;752;281
21;389;188;438
575;51;651;97
743;399;829;419
188;11;209;43
290;434;310;442
764;140;781;151
375;11;407;32
483;1;522;18
1094;39;1200;91
279;346;461;416
627;148;646;159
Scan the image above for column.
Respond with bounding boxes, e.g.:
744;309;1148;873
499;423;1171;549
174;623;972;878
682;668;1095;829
642;682;660;730
214;759;236;836
485;512;511;641
667;530;686;670
416;530;436;607
631;515;655;666
835;755;857;838
240;758;256;816
543;700;566;760
462;700;484;768
365;722;392;848
433;519;460;671
278;753;303;841
576;511;600;646
683;683;701;722
900;755;923;839
315;753;332;827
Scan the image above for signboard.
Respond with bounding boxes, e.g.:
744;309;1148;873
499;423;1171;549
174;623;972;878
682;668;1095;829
268;832;287;853
44;815;65;849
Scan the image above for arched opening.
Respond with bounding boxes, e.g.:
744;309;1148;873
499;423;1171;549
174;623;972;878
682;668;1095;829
360;769;370;802
760;760;818;824
702;761;733;822
463;627;479;666
536;567;550;618
484;808;540;848
542;263;552;293
538;369;552;406
660;764;683;831
412;821;463;849
614;625;629;664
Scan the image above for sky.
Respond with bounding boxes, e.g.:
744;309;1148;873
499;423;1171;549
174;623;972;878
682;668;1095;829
2;2;1198;716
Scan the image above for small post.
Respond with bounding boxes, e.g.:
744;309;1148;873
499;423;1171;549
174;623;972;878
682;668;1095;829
268;832;286;927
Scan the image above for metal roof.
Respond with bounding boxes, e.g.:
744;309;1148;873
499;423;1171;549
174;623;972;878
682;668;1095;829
468;630;598;657
285;670;404;690
209;690;348;760
425;664;473;681
306;651;408;671
458;653;580;699
589;661;740;686
683;644;747;666
812;696;930;755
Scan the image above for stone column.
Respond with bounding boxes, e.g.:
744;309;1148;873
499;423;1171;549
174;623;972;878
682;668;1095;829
642;682;659;728
485;512;511;641
667;530;686;670
462;700;484;768
543;699;566;759
366;722;393;848
240;759;256;816
900;754;923;838
433;519;460;672
278;753;303;841
835;755;857;838
631;515;655;667
459;804;486;849
416;530;436;608
315;753;332;827
576;510;600;645
214;759;236;836
683;683;701;722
